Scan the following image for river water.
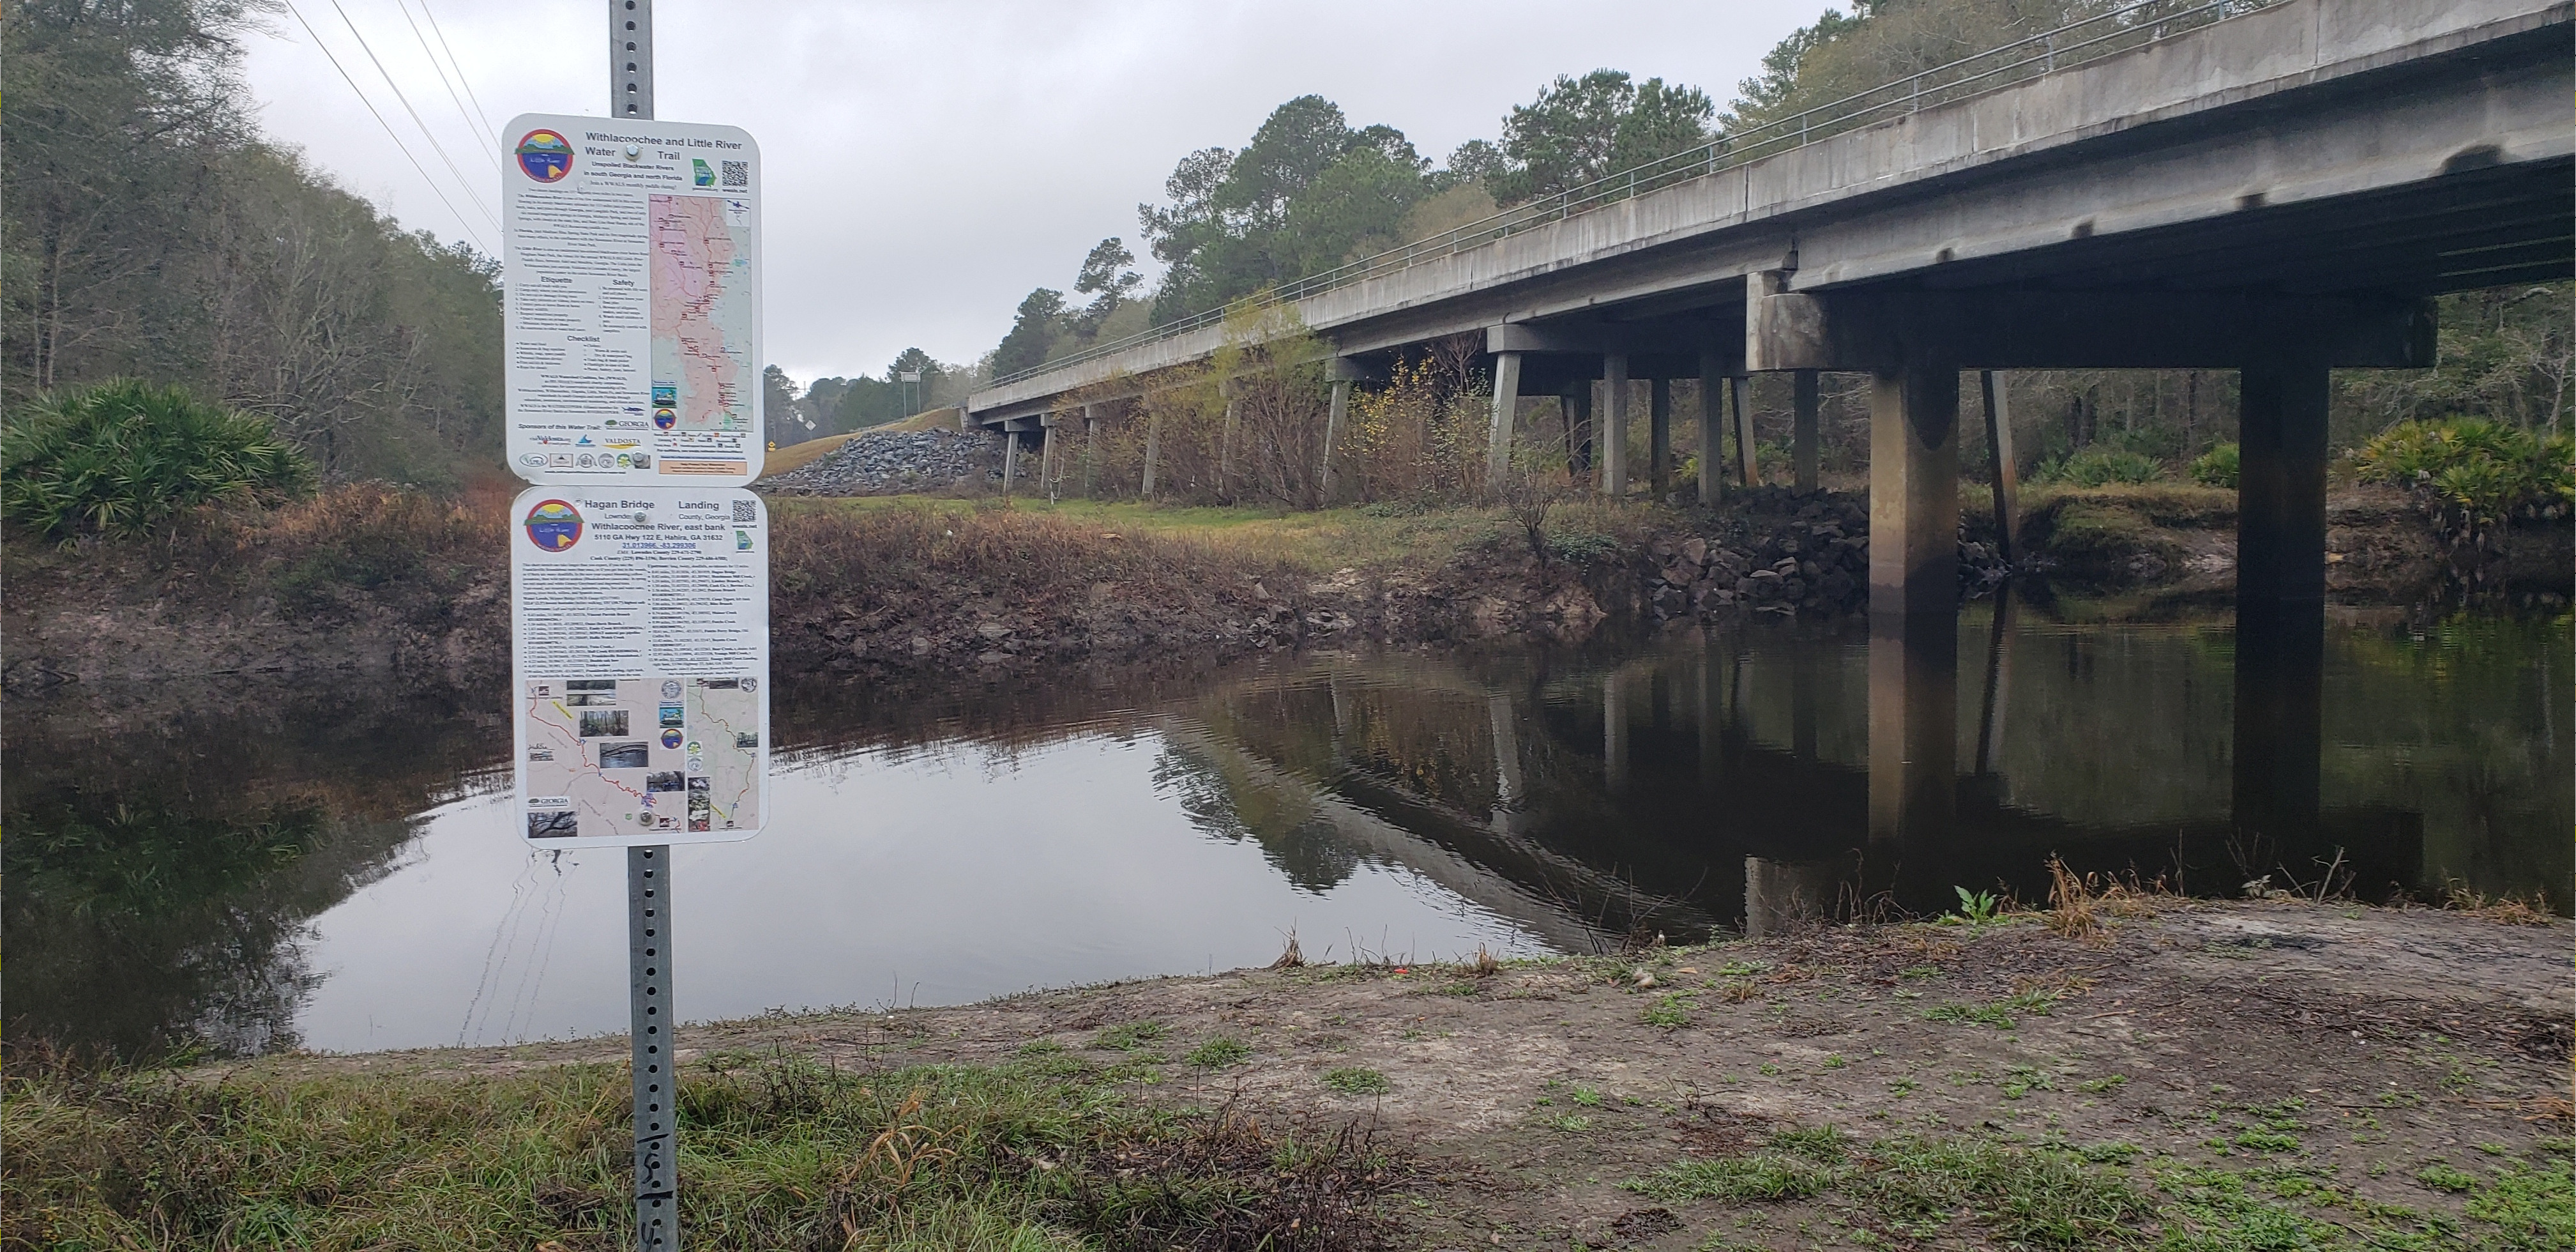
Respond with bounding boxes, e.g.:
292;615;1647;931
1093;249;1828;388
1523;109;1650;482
6;604;2566;1060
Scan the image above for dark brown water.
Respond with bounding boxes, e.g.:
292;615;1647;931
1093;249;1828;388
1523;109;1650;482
6;604;2566;1060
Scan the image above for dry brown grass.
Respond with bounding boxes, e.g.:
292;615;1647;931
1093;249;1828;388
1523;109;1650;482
2043;857;2178;943
1269;931;1307;970
2442;885;2556;926
769;499;1296;605
243;484;490;563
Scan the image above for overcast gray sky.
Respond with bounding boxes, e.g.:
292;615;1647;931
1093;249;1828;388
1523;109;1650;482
245;1;1822;384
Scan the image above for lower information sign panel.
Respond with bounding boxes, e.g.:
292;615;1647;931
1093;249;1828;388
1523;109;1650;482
511;486;768;846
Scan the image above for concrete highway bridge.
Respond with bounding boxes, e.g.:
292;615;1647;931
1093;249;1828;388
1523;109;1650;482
966;0;2570;631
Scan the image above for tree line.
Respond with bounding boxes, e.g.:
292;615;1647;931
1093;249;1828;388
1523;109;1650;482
988;65;1717;376
762;348;992;446
4;0;503;489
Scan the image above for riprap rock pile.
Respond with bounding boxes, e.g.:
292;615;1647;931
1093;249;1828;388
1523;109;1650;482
1647;488;2010;620
761;429;1006;496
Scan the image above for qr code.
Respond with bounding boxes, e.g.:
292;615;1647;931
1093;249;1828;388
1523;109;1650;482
721;160;748;188
731;499;757;523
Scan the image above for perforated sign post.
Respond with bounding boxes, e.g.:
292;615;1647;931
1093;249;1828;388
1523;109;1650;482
499;4;765;1247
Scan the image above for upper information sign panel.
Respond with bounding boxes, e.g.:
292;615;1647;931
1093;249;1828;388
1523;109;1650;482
503;114;762;485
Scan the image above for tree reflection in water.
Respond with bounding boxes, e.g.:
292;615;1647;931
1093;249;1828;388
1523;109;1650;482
5;606;2563;1060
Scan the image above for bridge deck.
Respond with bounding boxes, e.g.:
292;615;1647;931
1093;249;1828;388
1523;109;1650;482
967;0;2570;423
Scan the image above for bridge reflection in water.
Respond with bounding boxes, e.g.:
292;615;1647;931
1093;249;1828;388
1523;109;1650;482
1152;603;2564;944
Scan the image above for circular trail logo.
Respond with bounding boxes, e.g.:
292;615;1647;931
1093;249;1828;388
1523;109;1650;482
524;500;582;551
516;130;573;181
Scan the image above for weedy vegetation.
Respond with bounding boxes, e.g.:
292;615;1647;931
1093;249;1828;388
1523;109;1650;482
1;1051;1400;1251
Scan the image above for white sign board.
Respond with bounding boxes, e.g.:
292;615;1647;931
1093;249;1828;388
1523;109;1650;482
511;486;769;846
503;113;762;485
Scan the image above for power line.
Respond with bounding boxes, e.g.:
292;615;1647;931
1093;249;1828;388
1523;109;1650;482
395;0;503;172
282;0;495;253
416;0;502;149
324;0;503;234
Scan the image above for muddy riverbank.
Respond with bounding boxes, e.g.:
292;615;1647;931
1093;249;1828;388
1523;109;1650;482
4;485;2563;694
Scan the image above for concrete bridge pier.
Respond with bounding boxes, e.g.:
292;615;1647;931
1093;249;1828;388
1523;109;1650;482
1981;372;2022;561
1322;378;1351;502
1140;401;1163;498
1485;351;1524;496
1080;403;1098;498
1218;379;1239;501
1730;376;1758;487
1868;364;1960;618
1649;378;1673;500
1602;355;1631;498
1792;370;1821;492
2232;352;2332;871
1040;413;1060;503
1697;351;1727;504
1563;382;1594;484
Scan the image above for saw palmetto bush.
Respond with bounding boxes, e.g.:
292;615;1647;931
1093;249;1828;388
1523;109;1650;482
1;380;315;543
2351;416;2573;528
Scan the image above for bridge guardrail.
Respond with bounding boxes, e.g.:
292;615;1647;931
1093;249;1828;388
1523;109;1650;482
988;0;2269;393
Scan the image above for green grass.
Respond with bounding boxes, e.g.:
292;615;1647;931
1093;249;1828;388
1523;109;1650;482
2420;1163;2480;1193
1626;1126;2149;1248
1641;993;1696;1030
1925;1001;2020;1029
1630;1126;2566;1251
1319;1067;1390;1096
2;1051;1395;1250
2466;1162;2576;1251
1089;1019;1166;1051
1183;1037;1250;1068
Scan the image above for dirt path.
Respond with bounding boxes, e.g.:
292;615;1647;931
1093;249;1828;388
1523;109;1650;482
241;899;2570;1248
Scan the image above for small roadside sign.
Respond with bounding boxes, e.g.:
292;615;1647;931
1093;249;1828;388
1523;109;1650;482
503;113;763;486
510;486;769;847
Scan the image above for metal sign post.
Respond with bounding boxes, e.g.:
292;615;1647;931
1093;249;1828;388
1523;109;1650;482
619;8;673;1248
616;6;670;1248
629;844;674;1249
